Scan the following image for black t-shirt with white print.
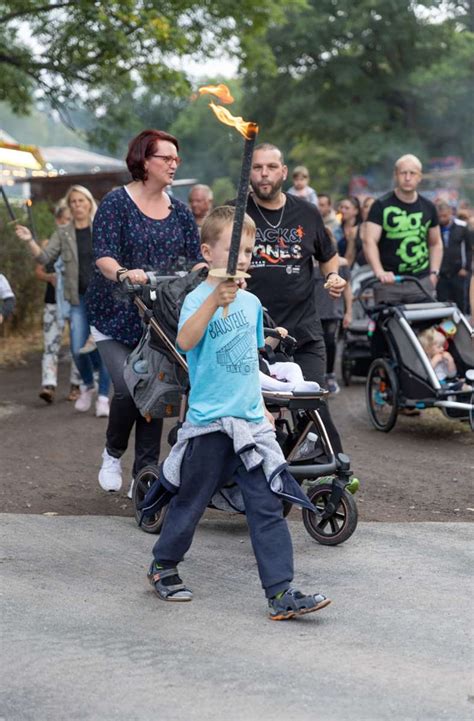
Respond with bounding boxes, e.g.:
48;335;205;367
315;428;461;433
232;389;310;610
367;191;439;276
242;193;336;344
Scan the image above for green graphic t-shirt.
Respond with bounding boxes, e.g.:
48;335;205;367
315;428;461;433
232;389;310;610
368;192;438;276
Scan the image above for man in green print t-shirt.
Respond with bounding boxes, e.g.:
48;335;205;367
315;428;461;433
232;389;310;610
363;154;443;304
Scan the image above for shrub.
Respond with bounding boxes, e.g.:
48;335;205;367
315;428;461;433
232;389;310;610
0;200;56;332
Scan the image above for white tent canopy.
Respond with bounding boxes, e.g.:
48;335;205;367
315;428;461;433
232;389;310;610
40;146;126;173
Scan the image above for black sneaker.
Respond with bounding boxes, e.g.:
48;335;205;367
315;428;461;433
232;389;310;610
268;588;331;621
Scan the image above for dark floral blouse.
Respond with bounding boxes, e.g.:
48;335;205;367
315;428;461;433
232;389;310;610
86;187;201;347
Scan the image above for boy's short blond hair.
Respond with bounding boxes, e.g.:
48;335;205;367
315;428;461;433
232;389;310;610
200;205;256;247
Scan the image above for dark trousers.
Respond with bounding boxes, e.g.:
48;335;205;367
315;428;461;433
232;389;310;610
293;331;344;455
321;319;340;375
437;275;470;314
97;339;162;478
153;432;294;598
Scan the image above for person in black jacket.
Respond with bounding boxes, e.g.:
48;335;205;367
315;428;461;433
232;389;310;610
437;202;472;313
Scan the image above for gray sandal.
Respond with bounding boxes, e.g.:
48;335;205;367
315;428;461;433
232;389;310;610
147;564;193;602
268;588;331;620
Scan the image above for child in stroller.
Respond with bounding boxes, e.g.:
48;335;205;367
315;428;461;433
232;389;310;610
259;326;322;394
418;327;457;383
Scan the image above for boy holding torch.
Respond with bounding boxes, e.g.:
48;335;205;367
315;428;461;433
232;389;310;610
146;206;331;620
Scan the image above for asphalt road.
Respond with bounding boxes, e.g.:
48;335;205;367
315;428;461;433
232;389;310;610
1;515;473;721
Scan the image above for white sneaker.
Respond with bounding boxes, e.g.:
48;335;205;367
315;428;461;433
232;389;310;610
98;449;122;492
127;478;135;500
95;395;110;418
74;385;95;412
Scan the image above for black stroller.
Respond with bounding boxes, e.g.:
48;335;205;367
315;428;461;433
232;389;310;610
340;265;374;386
361;276;474;432
125;272;360;546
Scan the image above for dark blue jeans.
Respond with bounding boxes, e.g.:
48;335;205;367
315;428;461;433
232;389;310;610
153;432;294;598
70;296;110;396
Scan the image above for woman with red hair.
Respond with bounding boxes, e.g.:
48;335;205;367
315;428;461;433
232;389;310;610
86;129;202;494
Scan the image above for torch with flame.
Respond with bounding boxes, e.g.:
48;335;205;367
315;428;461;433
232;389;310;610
25;198;37;240
198;84;259;315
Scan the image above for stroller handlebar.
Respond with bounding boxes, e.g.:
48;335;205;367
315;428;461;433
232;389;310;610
358;274;434;314
264;328;297;344
122;271;185;295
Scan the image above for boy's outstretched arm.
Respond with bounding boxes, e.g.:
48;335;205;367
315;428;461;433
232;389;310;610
177;280;239;351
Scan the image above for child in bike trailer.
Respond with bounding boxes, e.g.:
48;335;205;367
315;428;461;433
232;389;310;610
418;326;470;390
146;206;332;620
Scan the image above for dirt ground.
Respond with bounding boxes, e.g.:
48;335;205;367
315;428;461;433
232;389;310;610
0;351;472;522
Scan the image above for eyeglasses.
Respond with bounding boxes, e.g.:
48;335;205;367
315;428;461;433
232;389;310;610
150;154;182;166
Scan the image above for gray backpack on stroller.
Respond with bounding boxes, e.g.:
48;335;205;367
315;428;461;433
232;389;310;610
123;327;186;420
122;270;207;419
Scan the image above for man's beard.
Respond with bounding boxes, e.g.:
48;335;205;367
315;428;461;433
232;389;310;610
250;177;284;202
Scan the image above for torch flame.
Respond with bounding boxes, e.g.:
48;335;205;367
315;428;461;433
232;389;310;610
208;102;258;140
198;83;234;104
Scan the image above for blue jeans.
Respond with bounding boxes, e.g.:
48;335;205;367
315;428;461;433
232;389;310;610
70;296;110;397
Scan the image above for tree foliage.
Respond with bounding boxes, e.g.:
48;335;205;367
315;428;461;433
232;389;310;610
241;0;474;192
0;0;304;134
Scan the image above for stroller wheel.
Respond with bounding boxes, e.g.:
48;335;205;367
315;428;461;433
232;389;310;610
302;483;358;546
366;358;399;432
133;465;168;534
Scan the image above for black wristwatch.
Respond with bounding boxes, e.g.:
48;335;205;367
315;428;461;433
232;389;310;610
429;270;440;277
116;267;129;282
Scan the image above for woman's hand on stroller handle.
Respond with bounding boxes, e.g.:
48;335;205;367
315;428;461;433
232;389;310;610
122;270;182;294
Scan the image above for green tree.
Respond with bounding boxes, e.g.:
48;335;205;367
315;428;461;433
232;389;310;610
242;0;473;192
0;101;88;147
169;79;248;190
211;176;236;205
0;0;304;142
410;29;474;163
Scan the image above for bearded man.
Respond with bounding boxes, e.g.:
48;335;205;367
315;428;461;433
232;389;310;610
239;142;347;453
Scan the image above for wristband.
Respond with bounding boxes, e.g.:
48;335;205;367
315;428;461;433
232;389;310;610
324;271;338;282
116;267;129;282
429;270;440;277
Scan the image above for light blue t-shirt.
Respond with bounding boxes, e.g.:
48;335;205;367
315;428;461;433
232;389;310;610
178;281;265;425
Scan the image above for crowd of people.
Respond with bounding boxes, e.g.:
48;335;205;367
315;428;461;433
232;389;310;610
2;132;473;618
2;141;472;429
